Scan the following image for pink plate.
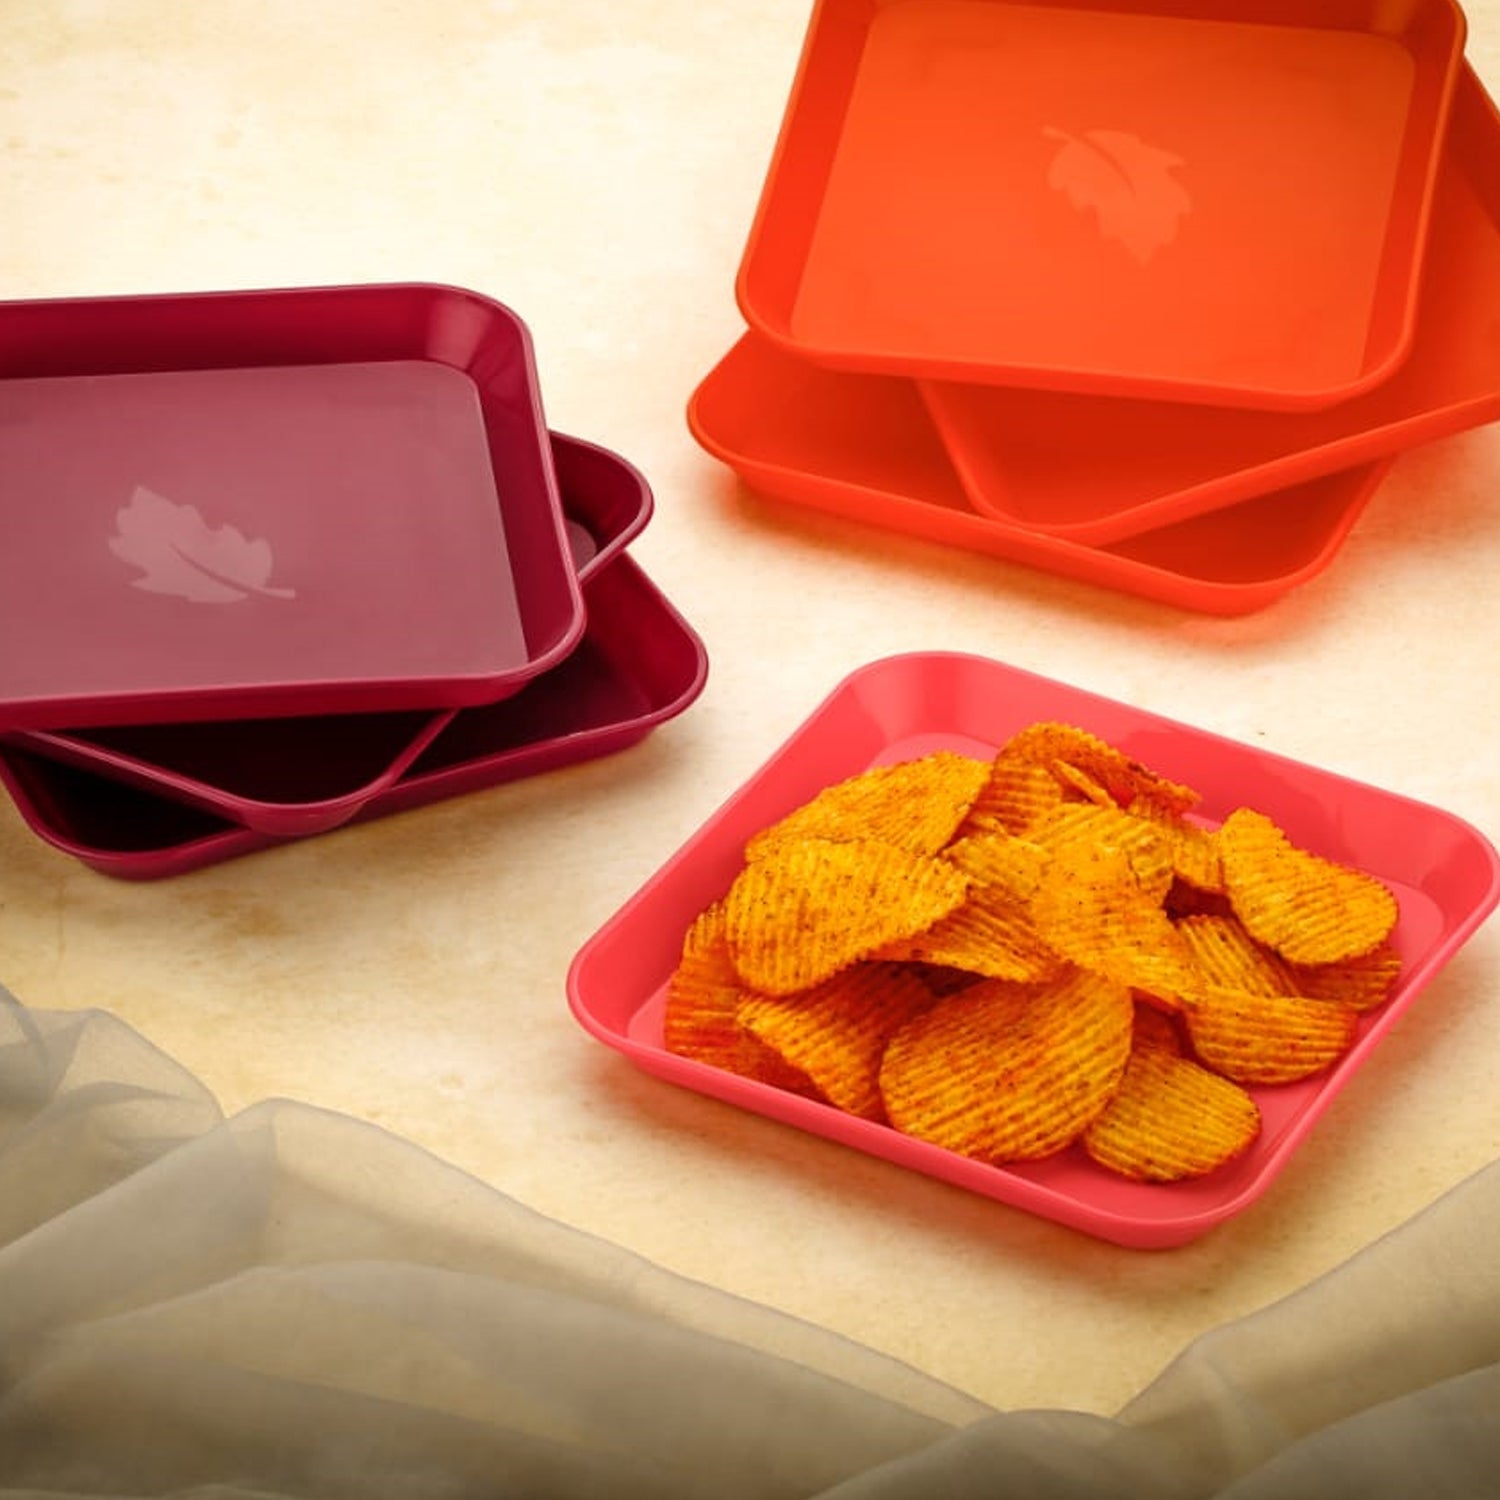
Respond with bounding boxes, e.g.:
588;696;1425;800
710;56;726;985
0;552;708;880
1;432;654;838
566;653;1500;1248
0;283;584;730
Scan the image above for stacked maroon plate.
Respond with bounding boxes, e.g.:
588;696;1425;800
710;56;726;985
0;284;708;878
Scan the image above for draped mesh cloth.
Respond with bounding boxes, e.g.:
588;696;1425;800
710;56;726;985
2;989;1498;1497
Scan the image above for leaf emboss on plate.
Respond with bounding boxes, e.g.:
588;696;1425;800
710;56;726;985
109;486;297;604
1044;127;1191;264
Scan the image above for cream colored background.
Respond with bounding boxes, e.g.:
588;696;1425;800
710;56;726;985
3;0;1499;1417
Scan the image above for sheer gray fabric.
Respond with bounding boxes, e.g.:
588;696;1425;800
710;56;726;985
2;990;1498;1497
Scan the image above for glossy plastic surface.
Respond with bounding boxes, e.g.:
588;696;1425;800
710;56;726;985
3;433;654;838
687;334;1391;616
0;553;707;880
736;0;1463;408
567;653;1500;1249
0;283;584;730
922;67;1500;544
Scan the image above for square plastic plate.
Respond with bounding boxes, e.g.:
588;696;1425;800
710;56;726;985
0;551;707;880
736;0;1463;409
0;283;584;730
1;433;654;838
920;66;1500;544
687;333;1392;616
567;653;1500;1248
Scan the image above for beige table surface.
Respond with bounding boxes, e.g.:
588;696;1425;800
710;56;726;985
3;0;1500;1420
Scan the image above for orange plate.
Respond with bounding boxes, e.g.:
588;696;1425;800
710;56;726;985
686;333;1390;617
736;0;1464;409
921;66;1500;545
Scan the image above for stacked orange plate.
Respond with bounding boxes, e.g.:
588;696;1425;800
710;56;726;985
688;0;1500;614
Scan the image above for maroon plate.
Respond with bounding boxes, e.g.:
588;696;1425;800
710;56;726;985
2;432;654;838
0;552;707;879
0;282;583;729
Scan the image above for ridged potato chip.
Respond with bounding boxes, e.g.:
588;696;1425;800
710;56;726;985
874;892;1065;983
1001;721;1200;815
1180;983;1360;1085
1219;808;1399;965
737;964;935;1120
663;905;822;1094
1082;1045;1262;1182
1028;842;1200;1005
1289;944;1403;1013
1049;760;1117;808
953;752;1065;838
745;752;990;861
1175;913;1298;997
1129;798;1225;893
1029;802;1176;905
723;836;969;995
879;970;1134;1163
940;831;1049;899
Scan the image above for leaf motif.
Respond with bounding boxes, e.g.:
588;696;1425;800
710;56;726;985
108;487;296;603
1044;127;1191;265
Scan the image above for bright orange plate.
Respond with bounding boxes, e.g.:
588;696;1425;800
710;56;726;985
921;66;1500;545
737;0;1465;409
686;333;1391;616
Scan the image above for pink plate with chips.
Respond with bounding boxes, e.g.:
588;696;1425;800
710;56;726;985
567;653;1500;1248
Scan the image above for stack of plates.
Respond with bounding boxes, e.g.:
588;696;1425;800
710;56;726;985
689;0;1500;614
0;284;708;879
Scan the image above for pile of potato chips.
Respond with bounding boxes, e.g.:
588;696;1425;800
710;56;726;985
664;722;1402;1183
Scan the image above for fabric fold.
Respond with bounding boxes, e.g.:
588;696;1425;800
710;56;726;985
2;991;1498;1497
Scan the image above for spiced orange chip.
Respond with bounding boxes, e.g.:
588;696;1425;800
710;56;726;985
879;970;1134;1163
1082;1046;1262;1182
662;905;821;1095
940;830;1049;899
737;964;935;1121
1180;984;1360;1085
723;836;969;995
1218;807;1399;965
745;752;990;861
953;752;1065;838
1050;759;1116;808
1289;944;1403;1012
1128;798;1225;893
1029;801;1175;905
1175;913;1298;997
1028;842;1199;1005
875;890;1065;983
1001;721;1200;815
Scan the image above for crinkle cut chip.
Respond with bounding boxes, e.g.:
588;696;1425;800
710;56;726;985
1000;721;1200;815
737;963;936;1121
879;969;1134;1163
662;904;821;1094
1028;842;1199;1006
745;752;991;861
1218;807;1399;965
1082;1045;1262;1182
1180;983;1360;1085
723;836;969;995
